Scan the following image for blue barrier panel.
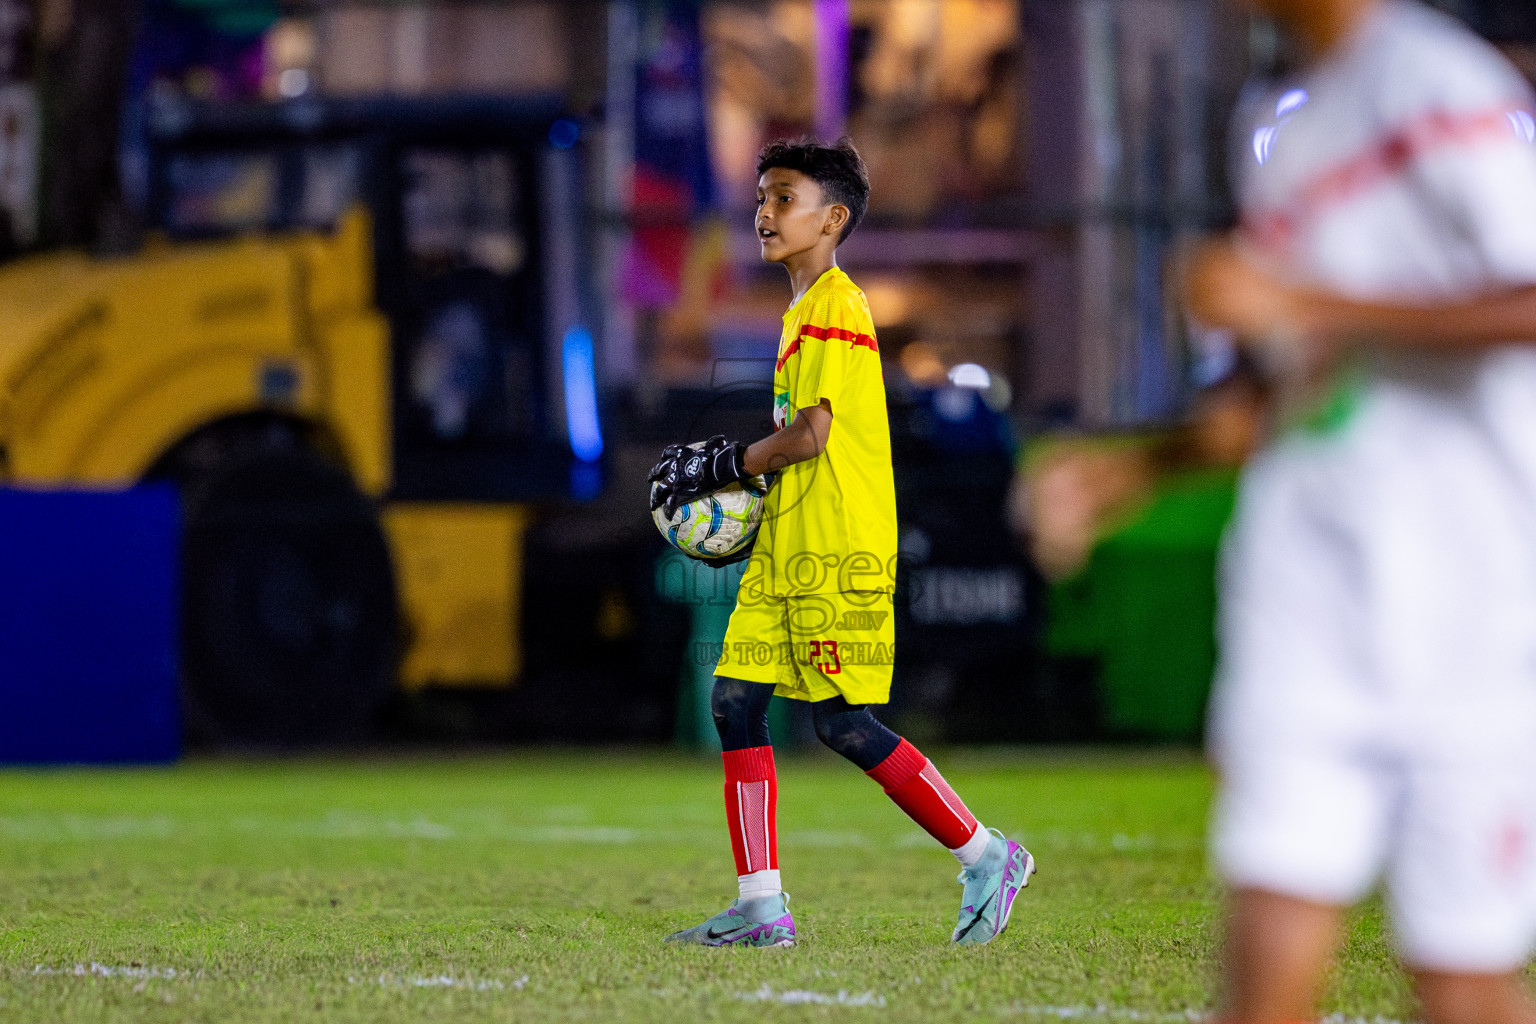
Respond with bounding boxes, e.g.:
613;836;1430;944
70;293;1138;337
0;486;181;763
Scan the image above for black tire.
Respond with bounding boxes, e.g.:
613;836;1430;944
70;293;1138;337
157;420;399;746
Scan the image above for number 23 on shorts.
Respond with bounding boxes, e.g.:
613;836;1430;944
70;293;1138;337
809;639;841;675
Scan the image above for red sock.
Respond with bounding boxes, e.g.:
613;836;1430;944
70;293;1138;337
722;746;778;876
865;739;979;849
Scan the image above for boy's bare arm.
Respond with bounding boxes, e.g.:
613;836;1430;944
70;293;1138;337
744;400;832;476
1302;284;1536;348
1186;238;1536;357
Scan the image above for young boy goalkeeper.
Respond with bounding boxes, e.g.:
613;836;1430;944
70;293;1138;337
649;137;1034;948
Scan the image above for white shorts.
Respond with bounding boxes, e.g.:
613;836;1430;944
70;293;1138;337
1210;399;1536;972
1214;741;1536;971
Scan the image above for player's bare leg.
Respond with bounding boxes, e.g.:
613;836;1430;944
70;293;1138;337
1221;888;1341;1023
1412;971;1536;1024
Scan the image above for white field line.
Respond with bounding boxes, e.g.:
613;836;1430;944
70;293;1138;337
895;829;1200;853
782;829;874;847
235;815;459;840
1006;1008;1204;1022
0;814;651;844
31;963;198;980
16;968;1406;1021
0;813;1201;853
0;816;175;840
1005;1007;1410;1024
26;964;533;994
737;984;885;1007
362;973;528;992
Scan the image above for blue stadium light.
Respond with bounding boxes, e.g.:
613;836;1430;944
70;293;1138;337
570;461;603;501
1508;109;1536;143
549;118;580;149
1275;88;1308;118
563;326;603;462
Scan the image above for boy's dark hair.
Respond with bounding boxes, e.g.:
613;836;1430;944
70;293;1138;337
756;136;869;244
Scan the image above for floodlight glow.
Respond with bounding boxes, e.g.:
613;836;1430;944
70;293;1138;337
947;363;991;389
1508;109;1536;143
1275;88;1308;118
563;326;603;462
278;69;310;98
1253;125;1277;165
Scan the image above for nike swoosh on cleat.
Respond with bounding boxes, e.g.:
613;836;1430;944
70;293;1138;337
706;926;742;941
954;917;979;941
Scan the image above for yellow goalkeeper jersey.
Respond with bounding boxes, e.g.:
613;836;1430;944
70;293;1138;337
748;266;897;597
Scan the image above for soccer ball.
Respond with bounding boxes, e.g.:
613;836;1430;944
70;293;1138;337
653;453;768;562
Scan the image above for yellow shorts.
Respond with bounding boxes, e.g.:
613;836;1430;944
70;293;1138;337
714;590;895;704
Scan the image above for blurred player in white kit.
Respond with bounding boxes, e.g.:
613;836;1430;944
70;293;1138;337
1185;0;1536;1020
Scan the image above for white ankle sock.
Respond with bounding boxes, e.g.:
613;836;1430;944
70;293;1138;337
950;825;992;868
738;869;782;901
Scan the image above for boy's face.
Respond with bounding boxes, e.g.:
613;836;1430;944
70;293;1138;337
755;167;846;264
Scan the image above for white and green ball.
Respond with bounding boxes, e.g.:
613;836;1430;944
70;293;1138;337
653;473;768;561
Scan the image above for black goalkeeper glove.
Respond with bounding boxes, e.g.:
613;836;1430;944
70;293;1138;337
648;434;751;517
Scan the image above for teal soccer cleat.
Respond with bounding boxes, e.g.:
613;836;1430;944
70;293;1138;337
664;893;796;948
952;829;1035;946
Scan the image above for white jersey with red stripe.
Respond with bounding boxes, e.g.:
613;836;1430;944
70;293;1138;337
1216;0;1536;751
1239;1;1536;299
1210;1;1536;971
1234;1;1536;498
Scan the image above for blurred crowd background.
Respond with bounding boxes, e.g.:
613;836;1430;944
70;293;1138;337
1;0;1533;760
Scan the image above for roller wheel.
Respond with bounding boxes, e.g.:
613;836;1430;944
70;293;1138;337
158;421;399;746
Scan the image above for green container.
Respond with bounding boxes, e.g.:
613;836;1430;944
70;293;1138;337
655;550;794;750
1046;469;1237;741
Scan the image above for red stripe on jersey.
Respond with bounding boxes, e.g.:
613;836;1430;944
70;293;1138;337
800;323;879;351
775;337;801;372
775;323;879;371
1243;103;1529;255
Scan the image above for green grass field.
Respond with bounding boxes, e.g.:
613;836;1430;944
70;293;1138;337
0;749;1422;1022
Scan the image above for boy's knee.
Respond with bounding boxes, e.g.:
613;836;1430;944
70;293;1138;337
711;676;773;749
811;710;838;750
812;701;899;770
710;677;749;738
